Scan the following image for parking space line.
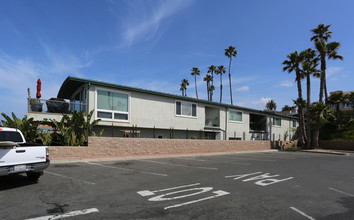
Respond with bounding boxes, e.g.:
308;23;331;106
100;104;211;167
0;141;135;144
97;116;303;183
329;188;354;197
176;157;250;165
141;160;217;170
138;183;201;197
44;171;95;185
86;162;167;177
214;155;276;162
25;208;99;220
290;207;315;220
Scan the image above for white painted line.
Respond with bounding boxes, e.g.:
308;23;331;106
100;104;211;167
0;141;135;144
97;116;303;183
86;162;167;177
25;208;99;220
141;160;218;170
176;157;250;166
329;188;354;197
225;171;263;179
149;187;214;201
164;190;230;210
215;155;275;162
290;207;315;220
44;171;95;185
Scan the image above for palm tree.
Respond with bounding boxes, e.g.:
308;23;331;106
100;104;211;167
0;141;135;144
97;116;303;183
281;105;296;112
349;92;354;114
310;102;331;148
203;74;213;101
181;79;189;97
225;46;237;105
299;48;321;148
311;24;343;103
266;100;277;111
282;51;306;147
328;92;349;119
208;65;216;87
191;67;200;99
215;65;226;103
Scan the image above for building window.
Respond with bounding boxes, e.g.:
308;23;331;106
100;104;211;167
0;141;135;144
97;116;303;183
229;110;242;122
176;101;197;117
292;120;296;127
273;117;281;126
96;89;129;121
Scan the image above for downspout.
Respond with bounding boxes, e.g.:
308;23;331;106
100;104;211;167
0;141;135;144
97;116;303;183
86;83;90;142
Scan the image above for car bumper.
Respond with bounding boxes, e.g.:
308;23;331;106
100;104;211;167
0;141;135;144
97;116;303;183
0;160;50;176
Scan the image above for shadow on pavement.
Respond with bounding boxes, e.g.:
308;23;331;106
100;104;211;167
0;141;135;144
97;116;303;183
0;174;38;191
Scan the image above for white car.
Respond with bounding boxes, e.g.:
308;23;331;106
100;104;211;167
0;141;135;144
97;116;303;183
0;127;50;181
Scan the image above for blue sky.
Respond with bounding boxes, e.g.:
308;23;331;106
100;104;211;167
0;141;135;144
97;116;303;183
1;0;353;119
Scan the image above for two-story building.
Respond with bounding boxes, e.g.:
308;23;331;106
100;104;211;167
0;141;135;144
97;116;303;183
28;76;298;141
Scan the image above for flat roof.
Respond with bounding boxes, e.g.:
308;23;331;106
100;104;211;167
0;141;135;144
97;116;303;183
57;76;298;120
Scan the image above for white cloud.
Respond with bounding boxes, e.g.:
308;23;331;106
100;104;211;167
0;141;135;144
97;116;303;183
327;66;343;77
280;80;293;87
236;86;250;92
251;97;271;107
119;0;193;46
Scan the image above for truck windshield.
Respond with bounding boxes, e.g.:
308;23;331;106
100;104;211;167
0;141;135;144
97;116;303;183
0;131;23;142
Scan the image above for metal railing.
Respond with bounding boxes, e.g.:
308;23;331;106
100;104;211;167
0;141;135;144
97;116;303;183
28;98;87;114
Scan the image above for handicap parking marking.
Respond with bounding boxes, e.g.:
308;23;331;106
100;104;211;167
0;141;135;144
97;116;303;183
137;183;230;210
140;160;218;170
25;208;99;220
225;171;293;187
44;171;96;185
86;162;168;177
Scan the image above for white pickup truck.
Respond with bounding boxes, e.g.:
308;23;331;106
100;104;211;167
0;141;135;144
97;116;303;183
0;127;50;181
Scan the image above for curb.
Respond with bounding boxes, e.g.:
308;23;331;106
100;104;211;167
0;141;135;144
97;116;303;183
280;149;348;156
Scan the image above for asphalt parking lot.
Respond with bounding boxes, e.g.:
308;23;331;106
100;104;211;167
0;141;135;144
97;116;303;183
1;151;354;220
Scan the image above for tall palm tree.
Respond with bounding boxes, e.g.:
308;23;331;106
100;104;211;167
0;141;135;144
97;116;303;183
181;79;189;97
310;102;331;148
225;46;237;105
282;51;306;147
311;24;343;104
203;74;213;101
266;100;277;111
215;65;226;103
191;67;200;99
207;65;216;87
299;48;321;148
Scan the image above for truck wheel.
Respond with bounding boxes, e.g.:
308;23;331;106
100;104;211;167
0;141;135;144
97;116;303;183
27;171;43;181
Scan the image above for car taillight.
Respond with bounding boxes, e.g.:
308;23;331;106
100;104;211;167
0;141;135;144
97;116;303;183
46;148;50;159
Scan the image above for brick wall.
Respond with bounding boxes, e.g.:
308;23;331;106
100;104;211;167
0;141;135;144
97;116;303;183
49;137;273;160
319;141;354;151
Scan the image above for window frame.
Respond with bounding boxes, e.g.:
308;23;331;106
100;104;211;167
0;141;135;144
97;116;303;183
229;109;243;123
175;100;197;118
272;117;282;127
292;120;297;128
95;86;131;122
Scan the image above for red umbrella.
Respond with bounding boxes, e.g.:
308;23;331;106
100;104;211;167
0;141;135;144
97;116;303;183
36;79;41;99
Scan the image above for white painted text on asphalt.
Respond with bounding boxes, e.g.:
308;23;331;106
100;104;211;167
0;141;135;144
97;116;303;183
225;171;293;186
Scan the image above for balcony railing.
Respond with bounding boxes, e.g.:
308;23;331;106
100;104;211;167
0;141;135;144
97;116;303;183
205;117;220;127
28;98;87;114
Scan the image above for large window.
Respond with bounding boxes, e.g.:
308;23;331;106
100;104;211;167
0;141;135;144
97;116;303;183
229;110;242;122
273;117;281;126
176;101;197;117
292;120;297;127
96;89;129;121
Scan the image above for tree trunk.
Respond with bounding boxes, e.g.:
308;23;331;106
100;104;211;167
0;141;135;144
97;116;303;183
319;54;326;103
313;115;321;148
195;75;198;99
306;74;311;148
296;75;306;147
229;58;233;105
220;75;223;103
207;81;210;101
